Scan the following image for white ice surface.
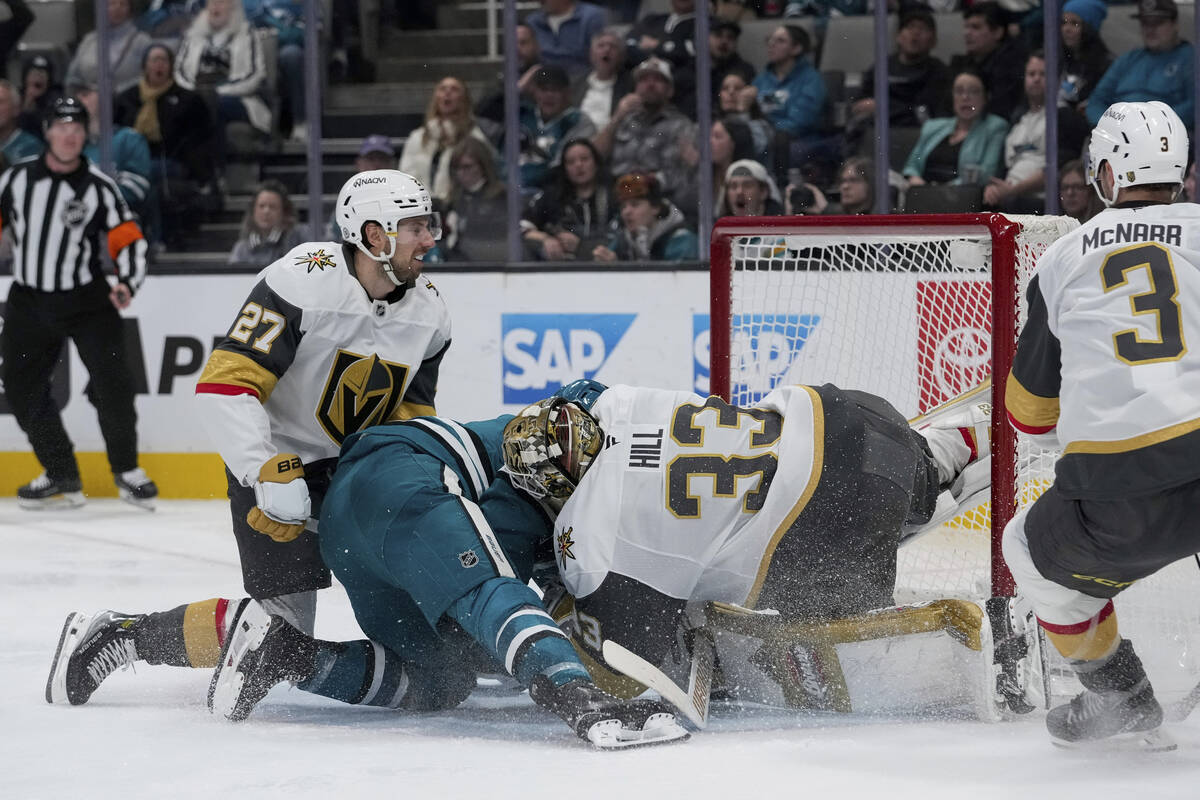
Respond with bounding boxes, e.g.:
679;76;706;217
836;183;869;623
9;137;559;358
3;499;1199;800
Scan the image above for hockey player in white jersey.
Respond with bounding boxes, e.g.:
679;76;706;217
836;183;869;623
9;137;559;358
47;171;456;711
1001;101;1200;750
502;381;995;710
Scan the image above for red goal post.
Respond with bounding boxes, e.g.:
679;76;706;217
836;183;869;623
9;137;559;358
709;213;1076;600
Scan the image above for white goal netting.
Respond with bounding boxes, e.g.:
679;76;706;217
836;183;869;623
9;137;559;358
714;214;1200;700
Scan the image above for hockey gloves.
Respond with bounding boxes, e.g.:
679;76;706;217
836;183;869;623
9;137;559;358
247;454;311;542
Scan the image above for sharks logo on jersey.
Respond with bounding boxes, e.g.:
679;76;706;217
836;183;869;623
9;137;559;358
316;350;410;444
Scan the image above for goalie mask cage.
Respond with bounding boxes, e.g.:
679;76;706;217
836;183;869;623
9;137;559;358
710;213;1200;698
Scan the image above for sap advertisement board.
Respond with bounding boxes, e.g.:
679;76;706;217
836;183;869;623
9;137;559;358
0;269;989;452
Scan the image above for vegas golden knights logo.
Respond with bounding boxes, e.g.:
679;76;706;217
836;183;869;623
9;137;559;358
316;350;410;444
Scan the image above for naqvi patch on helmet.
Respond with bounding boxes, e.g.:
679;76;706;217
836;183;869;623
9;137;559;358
458;549;480;568
296;248;336;272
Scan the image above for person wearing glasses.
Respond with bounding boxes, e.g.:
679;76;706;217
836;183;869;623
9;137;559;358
1058;158;1101;222
902;67;1008;188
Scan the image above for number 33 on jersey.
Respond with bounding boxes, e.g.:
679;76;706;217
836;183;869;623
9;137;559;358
554;384;823;610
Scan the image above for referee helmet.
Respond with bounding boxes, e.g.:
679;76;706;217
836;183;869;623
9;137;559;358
46;96;90;130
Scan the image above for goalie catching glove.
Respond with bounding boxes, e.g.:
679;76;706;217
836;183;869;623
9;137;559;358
247;454;311;542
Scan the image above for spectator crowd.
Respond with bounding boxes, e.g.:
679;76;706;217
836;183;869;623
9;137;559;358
0;0;1195;265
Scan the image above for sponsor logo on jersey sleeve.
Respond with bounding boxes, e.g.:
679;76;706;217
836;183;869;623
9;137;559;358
501;313;635;404
693;313;820;402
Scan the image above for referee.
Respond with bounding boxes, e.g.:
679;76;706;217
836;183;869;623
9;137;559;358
0;96;157;510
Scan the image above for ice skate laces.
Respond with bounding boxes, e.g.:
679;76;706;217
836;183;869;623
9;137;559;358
85;637;138;686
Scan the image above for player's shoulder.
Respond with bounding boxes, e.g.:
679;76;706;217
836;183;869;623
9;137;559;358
411;274;450;311
592;384;702;420
84;162;121;191
258;242;354;303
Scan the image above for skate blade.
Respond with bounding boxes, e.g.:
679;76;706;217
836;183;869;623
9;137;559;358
20;492;86;511
118;489;156;511
208;602;270;721
1051;727;1178;753
586;713;690;750
46;612;86;704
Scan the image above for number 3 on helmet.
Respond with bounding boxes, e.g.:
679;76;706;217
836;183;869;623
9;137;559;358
1087;101;1188;206
336;169;443;265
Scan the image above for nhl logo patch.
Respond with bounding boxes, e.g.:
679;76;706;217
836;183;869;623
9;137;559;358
458;549;479;568
61;199;88;227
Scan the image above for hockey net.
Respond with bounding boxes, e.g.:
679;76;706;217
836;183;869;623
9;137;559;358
709;213;1200;700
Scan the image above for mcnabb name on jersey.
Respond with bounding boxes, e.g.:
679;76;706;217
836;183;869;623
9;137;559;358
1081;222;1181;255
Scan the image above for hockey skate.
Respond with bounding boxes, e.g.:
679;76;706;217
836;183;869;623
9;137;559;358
18;472;85;510
529;674;689;749
46;610;142;704
1047;639;1176;752
114;468;158;511
208;600;317;721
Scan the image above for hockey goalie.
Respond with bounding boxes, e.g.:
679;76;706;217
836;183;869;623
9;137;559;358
502;380;1042;725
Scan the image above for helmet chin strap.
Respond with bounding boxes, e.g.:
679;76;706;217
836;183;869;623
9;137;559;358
354;232;405;285
1092;161;1116;208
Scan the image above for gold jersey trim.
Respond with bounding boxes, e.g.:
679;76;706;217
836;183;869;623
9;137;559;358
745;385;824;608
1064;414;1200;454
1004;373;1060;430
197;350;279;402
388;400;437;422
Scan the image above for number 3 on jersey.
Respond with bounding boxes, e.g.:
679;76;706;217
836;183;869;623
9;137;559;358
666;397;782;519
1100;243;1187;365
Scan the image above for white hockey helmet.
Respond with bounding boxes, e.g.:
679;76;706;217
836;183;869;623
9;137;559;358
335;169;441;279
1088;101;1188;206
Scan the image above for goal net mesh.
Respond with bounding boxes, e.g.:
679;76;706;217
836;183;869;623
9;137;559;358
715;215;1200;699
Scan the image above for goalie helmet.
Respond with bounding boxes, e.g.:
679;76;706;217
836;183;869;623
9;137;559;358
335;169;442;274
501;397;604;507
1088;101;1187;206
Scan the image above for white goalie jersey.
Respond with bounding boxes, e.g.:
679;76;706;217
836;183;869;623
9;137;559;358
551;384;824;682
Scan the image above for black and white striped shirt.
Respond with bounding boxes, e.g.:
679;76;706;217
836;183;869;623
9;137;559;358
0;156;148;293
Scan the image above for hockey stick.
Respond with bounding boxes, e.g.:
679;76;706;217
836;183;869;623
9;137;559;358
1166;679;1200;722
602;637;713;729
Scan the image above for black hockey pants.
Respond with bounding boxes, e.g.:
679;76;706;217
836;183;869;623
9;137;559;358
1;281;139;482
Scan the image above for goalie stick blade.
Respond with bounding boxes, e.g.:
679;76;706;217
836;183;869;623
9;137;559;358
1051;726;1178;754
601;640;710;729
585;713;690;750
